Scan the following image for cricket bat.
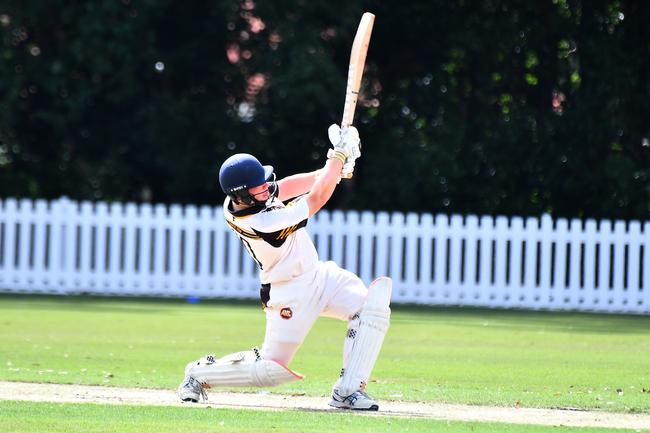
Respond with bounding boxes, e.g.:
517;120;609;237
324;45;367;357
340;12;375;179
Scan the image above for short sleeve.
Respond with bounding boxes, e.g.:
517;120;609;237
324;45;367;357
250;197;309;232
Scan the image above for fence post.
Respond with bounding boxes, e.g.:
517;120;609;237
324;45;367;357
478;215;494;307
493;216;509;306
463;215;479;305
583;219;598;310
388;212;405;298
374;212;390;281
611;220;627;312
61;198;77;294
642;221;650;313
93;202;109;292
344;211;361;277
508;216;524;307
32;200;49;291
447;214;463;304
359;211;375;285
402;213;419;303
523;217;539;309
330;211;346;267
196;205;214;294
627;221;641;313
597;219;613;312
418;213;434;301
137;203;153;294
122;203;138;295
151;204;167;295
16;199;34;291
108;202;124;294
433;214;449;302
566;218;583;309
552;219;568;310
538;214;554;309
0;199;18;291
47;199;61;293
167;204;183;295
212;208;227;295
183;205;198;295
78;201;94;293
0;199;5;289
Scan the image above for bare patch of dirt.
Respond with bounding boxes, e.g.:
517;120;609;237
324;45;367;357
1;381;649;430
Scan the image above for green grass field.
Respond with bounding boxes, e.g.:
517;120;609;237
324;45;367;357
0;401;642;433
1;294;649;432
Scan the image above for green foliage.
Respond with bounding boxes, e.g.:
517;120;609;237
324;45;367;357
1;1;649;218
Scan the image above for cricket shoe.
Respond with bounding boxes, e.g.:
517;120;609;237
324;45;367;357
329;389;379;411
177;375;208;403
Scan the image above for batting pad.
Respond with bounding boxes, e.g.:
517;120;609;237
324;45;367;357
337;277;392;396
186;350;303;388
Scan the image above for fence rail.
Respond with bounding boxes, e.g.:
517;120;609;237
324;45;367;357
0;198;648;314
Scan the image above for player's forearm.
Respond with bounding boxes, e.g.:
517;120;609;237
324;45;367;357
305;159;342;216
313;159;342;202
277;170;321;201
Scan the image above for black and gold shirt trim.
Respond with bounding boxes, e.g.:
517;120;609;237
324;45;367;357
252;219;308;247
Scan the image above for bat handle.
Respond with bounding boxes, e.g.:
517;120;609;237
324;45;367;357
339;120;355;180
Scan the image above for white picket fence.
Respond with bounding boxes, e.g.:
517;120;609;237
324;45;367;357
0;197;648;314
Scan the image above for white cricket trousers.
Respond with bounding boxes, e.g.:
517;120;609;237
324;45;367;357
260;261;367;365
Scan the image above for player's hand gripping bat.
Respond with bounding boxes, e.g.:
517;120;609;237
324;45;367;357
340;12;375;179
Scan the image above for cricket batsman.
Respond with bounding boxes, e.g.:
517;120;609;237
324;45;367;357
177;124;392;410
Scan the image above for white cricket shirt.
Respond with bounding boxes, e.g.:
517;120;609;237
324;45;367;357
223;195;318;284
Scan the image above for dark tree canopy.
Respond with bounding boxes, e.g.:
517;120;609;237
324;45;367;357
1;1;649;219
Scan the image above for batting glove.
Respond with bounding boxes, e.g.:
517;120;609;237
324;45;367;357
327;124;361;172
341;159;356;178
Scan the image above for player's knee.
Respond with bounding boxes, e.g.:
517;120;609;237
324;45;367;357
365;277;392;314
355;277;391;333
259;341;301;366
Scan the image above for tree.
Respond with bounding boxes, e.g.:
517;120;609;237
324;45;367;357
1;0;649;219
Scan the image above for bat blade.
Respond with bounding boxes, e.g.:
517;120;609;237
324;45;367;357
341;12;375;130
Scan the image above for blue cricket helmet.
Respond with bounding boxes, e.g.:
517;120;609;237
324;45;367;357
219;153;276;205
